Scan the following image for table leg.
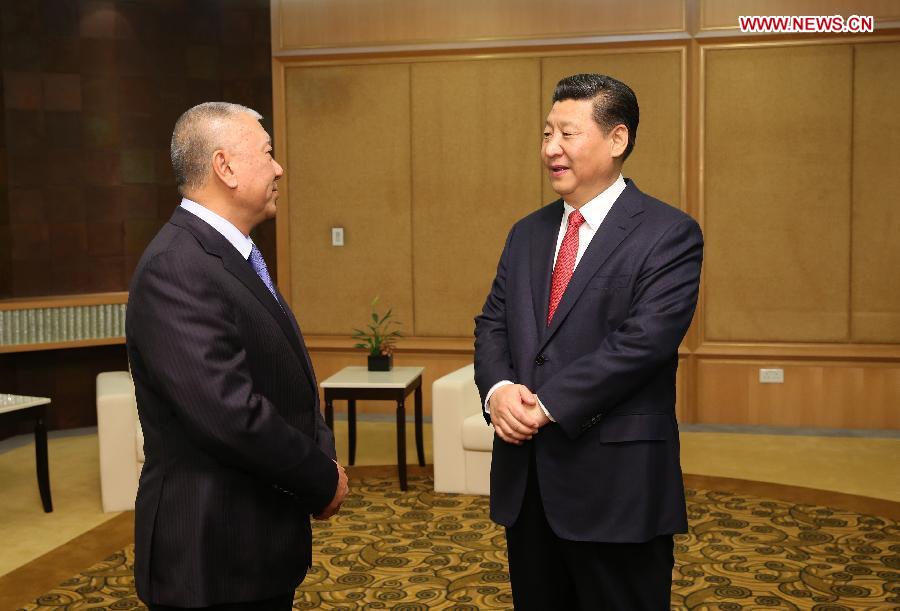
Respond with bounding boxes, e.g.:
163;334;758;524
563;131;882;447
396;398;407;491
348;399;357;466
324;396;334;430
34;406;53;513
414;384;425;466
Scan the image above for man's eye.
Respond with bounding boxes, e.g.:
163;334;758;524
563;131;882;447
562;132;573;137
542;132;551;139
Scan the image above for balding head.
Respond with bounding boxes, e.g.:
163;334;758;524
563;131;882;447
170;102;263;195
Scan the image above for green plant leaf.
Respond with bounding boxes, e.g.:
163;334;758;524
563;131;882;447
351;296;404;354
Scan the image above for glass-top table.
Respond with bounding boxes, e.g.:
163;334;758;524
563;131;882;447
320;366;425;490
0;394;53;512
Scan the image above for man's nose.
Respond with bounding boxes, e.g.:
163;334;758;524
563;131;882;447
543;135;562;157
274;160;284;177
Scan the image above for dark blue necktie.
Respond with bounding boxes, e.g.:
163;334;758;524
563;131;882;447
249;244;278;301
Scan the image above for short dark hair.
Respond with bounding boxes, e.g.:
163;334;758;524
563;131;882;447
552;74;639;161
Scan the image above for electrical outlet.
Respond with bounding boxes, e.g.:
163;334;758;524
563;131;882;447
759;368;784;384
331;227;344;246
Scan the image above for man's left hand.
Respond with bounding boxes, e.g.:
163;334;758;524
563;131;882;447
530;400;551;429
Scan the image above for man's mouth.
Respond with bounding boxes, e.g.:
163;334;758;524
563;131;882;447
549;165;569;178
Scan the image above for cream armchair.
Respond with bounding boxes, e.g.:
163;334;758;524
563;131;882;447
432;364;494;495
96;371;143;512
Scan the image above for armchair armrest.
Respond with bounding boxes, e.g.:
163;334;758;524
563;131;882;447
432;364;483;493
96;371;139;512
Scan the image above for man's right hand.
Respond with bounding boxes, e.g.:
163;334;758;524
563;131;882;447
314;461;349;520
489;384;540;445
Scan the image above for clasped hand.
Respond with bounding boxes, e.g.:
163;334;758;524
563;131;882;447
314;461;349;520
489;384;550;445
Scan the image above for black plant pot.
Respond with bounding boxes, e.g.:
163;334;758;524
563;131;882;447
367;354;393;371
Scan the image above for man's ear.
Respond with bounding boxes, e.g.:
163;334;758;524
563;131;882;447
211;149;238;189
609;124;629;159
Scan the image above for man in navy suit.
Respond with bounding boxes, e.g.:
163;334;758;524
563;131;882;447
127;103;349;610
475;74;703;609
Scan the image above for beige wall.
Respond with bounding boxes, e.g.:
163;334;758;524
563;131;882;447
284;64;415;335
852;43;900;342
704;44;853;342
272;0;900;429
281;50;683;338
698;0;900;32
273;0;686;50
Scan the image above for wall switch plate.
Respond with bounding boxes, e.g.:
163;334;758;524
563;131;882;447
331;227;344;246
759;368;784;384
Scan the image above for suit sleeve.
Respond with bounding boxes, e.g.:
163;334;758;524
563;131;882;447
129;250;338;514
474;224;519;423
536;217;703;439
315;409;337;461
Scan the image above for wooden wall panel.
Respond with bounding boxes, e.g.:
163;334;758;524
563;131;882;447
851;42;900;343
704;45;852;342
696;359;900;429
275;0;685;51
411;59;542;336
541;51;684;209
285;64;414;335
699;0;900;31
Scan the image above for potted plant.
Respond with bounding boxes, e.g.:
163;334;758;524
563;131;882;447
352;297;402;371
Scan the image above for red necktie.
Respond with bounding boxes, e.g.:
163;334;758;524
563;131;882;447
548;210;585;325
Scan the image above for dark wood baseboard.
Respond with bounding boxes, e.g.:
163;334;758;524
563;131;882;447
684;474;900;521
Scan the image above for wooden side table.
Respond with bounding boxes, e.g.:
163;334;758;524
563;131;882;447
0;394;53;512
320;366;425;490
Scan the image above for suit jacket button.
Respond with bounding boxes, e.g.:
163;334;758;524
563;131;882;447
535;354;546;366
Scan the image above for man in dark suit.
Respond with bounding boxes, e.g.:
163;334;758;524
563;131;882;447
474;74;703;609
126;102;349;611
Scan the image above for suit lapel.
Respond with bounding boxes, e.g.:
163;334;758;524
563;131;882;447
275;289;317;388
220;249;312;370
169;208;312;377
530;200;565;337
538;181;645;351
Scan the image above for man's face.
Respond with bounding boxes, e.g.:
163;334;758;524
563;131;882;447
541;99;623;207
228;113;283;227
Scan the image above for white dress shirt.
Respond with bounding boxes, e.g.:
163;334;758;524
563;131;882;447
179;198;255;260
485;174;627;421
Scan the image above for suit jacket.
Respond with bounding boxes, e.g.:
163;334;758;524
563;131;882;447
474;179;703;543
125;207;338;607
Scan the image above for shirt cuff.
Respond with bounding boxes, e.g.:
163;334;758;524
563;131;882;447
535;396;556;422
484;380;514;413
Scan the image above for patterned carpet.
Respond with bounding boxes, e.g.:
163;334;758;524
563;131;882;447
19;475;900;610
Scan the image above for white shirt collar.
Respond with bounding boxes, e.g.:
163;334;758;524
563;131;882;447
562;174;627;228
179;198;254;260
